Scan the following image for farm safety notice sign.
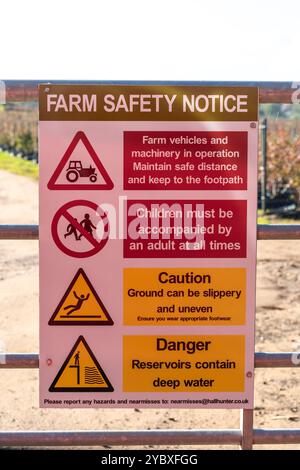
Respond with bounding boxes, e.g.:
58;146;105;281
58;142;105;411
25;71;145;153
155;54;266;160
39;85;258;408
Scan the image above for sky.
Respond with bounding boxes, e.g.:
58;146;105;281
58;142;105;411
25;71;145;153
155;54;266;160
0;0;299;81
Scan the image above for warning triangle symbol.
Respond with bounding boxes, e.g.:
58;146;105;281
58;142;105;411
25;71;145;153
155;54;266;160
49;268;114;326
47;131;114;190
49;336;114;392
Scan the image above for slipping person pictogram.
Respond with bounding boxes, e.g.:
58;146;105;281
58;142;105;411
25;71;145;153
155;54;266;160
63;291;90;316
48;268;114;326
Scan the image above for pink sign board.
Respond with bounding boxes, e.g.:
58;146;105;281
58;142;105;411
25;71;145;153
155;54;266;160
39;85;258;408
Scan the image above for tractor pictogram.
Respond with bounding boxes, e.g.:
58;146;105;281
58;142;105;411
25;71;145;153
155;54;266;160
66;161;97;183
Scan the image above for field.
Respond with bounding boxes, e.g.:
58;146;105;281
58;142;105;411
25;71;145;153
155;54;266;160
0;107;38;156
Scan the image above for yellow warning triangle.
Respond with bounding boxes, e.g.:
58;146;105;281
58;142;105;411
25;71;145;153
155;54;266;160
49;268;113;325
49;336;114;392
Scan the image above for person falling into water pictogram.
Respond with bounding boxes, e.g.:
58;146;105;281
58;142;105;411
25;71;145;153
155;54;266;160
79;213;96;239
74;351;80;366
64;218;80;241
64;291;90;316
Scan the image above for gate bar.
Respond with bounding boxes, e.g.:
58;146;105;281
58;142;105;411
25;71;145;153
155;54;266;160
0;352;299;369
0;430;241;446
253;429;300;445
0;429;299;447
2;80;299;104
1;225;300;241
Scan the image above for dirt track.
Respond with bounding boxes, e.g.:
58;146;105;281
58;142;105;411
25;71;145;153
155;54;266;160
0;169;299;450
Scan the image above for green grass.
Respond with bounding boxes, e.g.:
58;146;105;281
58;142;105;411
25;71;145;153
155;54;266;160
0;151;38;180
257;209;300;224
257;215;270;224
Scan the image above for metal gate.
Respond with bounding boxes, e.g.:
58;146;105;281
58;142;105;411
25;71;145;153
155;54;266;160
0;81;300;450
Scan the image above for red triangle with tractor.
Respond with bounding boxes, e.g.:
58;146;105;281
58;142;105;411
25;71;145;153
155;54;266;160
47;131;114;190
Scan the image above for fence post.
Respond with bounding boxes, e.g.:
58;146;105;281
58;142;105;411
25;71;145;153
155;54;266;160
240;409;254;450
261;117;268;214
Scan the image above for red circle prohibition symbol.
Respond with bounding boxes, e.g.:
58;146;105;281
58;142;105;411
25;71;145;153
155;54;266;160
51;200;109;258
